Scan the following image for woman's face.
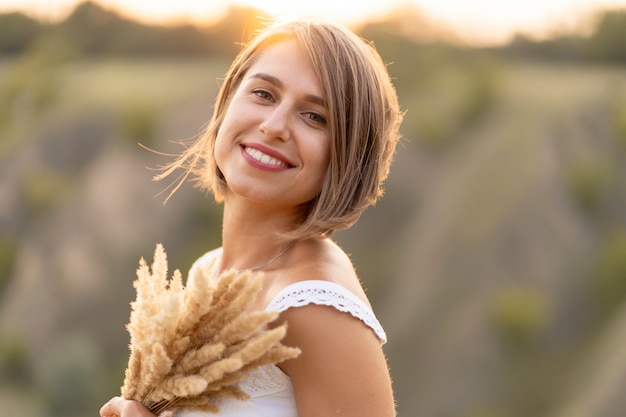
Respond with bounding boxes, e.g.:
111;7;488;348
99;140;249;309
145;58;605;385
214;38;331;212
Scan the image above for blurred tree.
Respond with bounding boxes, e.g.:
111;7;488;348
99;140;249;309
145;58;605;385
502;33;586;62
0;12;42;55
203;5;270;57
57;1;167;56
0;2;266;59
587;9;626;62
357;8;436;85
2;1;625;64
47;1;269;58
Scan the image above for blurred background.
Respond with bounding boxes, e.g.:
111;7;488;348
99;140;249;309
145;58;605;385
1;1;626;416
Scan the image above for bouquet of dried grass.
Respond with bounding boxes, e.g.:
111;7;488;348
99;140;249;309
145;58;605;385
120;244;301;415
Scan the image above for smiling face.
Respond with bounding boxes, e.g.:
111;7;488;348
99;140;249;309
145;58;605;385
214;38;331;212
161;21;401;239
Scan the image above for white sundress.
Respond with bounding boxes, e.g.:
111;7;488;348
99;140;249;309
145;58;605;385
175;250;387;417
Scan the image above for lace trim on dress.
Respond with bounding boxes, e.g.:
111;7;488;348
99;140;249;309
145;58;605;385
238;362;292;397
267;280;387;344
187;253;387;401
190;252;387;344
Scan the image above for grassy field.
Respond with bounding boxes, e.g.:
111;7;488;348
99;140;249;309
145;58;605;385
1;56;626;417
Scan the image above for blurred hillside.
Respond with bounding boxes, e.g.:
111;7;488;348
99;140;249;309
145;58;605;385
1;2;626;417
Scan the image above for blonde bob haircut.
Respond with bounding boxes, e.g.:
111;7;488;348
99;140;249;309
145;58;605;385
158;19;403;240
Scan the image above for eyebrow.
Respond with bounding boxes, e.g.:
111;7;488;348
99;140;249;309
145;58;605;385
248;72;326;108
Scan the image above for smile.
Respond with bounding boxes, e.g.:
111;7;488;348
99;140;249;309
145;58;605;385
243;146;291;168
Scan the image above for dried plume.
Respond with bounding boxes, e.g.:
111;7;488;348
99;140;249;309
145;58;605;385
120;244;301;415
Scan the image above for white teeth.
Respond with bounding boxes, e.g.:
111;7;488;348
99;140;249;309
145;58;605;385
245;147;289;167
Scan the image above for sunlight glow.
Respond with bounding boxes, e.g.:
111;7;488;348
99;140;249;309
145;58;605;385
415;0;626;43
0;0;625;45
98;0;230;25
232;0;398;25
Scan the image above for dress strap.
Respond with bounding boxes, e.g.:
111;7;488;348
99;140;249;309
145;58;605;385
266;280;387;344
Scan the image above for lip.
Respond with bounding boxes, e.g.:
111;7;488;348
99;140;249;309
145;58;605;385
240;143;294;172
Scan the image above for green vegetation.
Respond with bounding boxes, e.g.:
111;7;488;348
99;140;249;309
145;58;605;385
0;1;268;59
614;103;626;148
20;169;75;217
39;336;103;417
0;12;42;53
0;235;18;298
466;408;511;417
586;10;626;62
1;3;626;417
491;285;551;350
590;230;626;318
120;100;160;146
0;334;32;386
566;152;615;216
611;90;626;149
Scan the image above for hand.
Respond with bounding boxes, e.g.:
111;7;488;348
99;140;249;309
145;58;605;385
100;396;156;417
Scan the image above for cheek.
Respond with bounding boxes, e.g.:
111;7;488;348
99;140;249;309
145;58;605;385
314;135;331;171
213;127;230;172
308;136;331;189
213;110;240;162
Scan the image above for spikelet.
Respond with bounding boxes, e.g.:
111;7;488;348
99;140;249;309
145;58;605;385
120;244;301;415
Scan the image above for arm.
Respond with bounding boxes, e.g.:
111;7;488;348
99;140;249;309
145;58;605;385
277;304;396;417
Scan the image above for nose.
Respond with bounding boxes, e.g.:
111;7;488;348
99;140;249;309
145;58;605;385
259;104;290;141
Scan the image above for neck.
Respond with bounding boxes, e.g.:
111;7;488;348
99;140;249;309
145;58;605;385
219;196;300;272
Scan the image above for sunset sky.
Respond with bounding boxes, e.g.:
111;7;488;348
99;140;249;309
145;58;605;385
1;0;625;45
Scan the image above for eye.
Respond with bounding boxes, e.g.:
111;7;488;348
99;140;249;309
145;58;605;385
305;112;327;126
253;89;274;102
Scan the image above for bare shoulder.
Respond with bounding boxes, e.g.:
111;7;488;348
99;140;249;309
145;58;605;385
275;294;395;416
268;239;395;416
282;238;371;306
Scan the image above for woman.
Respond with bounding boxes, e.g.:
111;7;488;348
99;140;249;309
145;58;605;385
101;18;402;417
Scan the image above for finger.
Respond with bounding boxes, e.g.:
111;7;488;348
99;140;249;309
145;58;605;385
100;396;122;417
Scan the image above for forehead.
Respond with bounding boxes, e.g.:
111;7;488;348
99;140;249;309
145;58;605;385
243;38;324;97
